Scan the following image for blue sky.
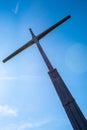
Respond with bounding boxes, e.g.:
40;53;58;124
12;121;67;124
0;0;87;130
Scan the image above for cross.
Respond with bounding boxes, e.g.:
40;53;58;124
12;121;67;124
2;15;70;63
2;15;87;130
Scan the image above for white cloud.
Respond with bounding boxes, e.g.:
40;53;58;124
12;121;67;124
12;1;20;14
0;105;18;117
0;76;18;80
0;74;42;80
18;120;50;129
1;119;51;130
0;116;69;130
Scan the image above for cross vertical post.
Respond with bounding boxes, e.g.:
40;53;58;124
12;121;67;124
36;41;87;130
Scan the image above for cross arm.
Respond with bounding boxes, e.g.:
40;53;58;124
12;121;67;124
37;15;71;40
2;40;34;63
2;15;71;63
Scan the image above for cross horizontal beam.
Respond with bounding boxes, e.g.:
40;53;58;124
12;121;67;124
2;15;71;63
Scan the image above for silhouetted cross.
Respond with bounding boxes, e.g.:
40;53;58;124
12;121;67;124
2;15;71;63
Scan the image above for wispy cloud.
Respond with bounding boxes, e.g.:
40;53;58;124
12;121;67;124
0;105;18;117
0;76;18;80
0;116;69;130
1;119;51;130
18;120;50;129
12;0;20;14
0;74;42;80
